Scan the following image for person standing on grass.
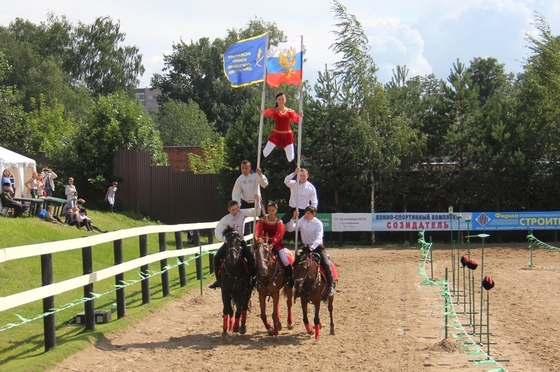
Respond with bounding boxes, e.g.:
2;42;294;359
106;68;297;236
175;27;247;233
65;177;78;210
41;167;57;197
105;182;118;212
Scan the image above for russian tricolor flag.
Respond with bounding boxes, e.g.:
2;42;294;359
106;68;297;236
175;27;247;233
266;36;303;88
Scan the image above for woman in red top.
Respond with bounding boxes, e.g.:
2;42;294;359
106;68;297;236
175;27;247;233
262;92;301;162
255;201;293;284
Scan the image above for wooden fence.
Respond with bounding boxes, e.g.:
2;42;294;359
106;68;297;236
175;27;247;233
0;220;253;352
113;150;223;224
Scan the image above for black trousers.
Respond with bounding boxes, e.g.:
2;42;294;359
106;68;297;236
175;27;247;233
280;207;307;225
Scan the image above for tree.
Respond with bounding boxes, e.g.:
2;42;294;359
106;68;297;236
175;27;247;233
188;137;226;174
152;19;287;134
0;52;29;153
66;93;166;204
514;13;560;210
328;0;418;222
441;59;481;211
155;99;219;146
68;16;144;96
27;94;75;157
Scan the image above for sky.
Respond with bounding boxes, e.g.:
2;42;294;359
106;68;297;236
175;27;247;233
2;0;560;88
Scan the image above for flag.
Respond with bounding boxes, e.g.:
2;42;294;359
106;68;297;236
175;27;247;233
223;33;267;88
266;36;303;88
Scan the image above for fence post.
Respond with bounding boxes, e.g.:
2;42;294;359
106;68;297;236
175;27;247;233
82;246;95;331
195;231;203;282
113;239;126;319
159;232;170;297
139;235;150;304
175;231;187;286
41;253;56;351
208;230;214;274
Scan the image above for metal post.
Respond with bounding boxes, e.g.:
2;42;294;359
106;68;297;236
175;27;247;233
449;206;454;296
456;214;462;304
444;268;449;340
478;234;489;343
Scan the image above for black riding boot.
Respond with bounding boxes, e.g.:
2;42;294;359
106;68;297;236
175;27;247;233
284;264;294;288
319;249;336;297
241;240;255;289
209;243;227;289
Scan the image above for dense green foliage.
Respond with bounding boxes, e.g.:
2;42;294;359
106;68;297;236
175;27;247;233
2;5;560;216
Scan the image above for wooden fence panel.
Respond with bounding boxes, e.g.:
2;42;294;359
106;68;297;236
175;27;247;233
113;150;222;224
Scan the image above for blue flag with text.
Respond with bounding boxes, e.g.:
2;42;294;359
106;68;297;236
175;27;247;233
223;33;267;87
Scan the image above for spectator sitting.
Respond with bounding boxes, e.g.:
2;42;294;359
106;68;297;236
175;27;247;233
1;182;28;217
76;208;106;233
65;208;78;227
37;204;47;219
44;205;64;224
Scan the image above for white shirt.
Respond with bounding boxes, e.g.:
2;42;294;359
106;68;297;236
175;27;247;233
232;172;268;203
214;210;252;242
284;173;318;209
287;216;323;249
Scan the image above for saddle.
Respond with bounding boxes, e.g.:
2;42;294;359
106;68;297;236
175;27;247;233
300;249;338;281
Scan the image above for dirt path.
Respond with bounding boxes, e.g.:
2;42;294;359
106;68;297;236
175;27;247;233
52;245;560;372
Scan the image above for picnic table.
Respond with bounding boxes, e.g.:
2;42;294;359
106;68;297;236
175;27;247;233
13;197;44;217
40;196;68;216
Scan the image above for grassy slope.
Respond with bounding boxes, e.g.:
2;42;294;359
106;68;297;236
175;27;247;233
0;211;211;372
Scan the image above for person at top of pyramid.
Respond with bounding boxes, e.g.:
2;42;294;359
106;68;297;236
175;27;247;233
261;92;302;162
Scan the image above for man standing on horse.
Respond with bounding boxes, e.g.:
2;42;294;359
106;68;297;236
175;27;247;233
232;160;268;219
287;205;336;297
280;167;318;225
209;199;260;289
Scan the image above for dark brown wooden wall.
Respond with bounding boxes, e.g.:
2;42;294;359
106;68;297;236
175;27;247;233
113;150;222;224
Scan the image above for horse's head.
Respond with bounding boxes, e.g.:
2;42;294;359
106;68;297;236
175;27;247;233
252;237;272;277
294;245;316;290
223;226;242;265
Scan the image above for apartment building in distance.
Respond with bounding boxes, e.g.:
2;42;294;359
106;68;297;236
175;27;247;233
135;87;161;113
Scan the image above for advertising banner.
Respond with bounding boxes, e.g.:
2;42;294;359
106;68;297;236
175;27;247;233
372;213;473;232
471;212;560;231
332;213;371;232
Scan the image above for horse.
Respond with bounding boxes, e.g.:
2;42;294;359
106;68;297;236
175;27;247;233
253;237;294;336
218;226;252;337
293;245;336;339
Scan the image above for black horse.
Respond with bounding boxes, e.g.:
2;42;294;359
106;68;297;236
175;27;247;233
218;226;252;337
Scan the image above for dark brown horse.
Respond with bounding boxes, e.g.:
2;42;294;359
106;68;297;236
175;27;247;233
253;237;294;336
218;226;252;337
293;245;336;339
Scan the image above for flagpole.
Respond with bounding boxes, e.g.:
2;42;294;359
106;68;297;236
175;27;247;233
254;33;269;236
294;35;304;253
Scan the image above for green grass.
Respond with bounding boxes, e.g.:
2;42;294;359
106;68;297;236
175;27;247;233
0;211;213;372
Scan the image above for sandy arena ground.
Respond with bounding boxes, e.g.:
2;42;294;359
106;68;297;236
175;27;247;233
52;243;560;372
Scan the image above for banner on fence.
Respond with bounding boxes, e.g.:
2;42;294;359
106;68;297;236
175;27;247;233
332;213;371;232
372;213;473;232
471;211;560;231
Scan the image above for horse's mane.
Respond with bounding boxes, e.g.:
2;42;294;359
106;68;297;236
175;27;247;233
222;225;239;237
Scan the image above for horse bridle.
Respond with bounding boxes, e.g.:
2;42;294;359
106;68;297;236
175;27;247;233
294;248;322;292
223;232;248;282
255;241;281;289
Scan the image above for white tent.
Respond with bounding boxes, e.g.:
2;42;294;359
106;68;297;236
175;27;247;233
0;146;36;198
